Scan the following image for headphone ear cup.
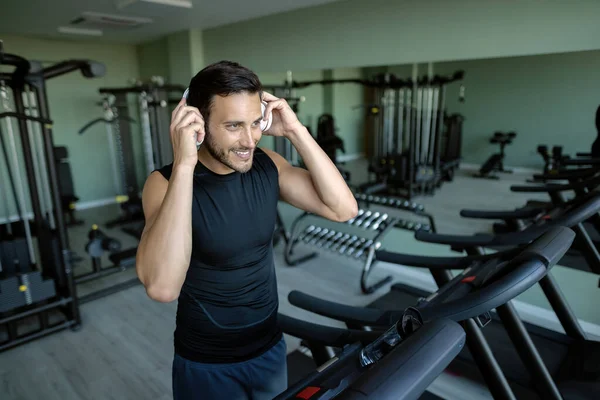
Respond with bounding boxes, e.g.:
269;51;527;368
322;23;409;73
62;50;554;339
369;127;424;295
260;102;273;132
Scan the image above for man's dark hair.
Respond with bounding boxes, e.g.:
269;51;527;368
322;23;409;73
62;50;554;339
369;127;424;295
186;60;263;127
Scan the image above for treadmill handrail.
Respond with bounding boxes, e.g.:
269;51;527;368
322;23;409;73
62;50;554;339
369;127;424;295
459;207;546;220
288;291;402;327
562;157;600;166
532;167;597;181
336;319;465;400
275;319;466;400
420;259;546;322
289;227;575;327
415;194;600;247
277;313;383;347
511;171;600;193
375;246;520;269
289;261;544;328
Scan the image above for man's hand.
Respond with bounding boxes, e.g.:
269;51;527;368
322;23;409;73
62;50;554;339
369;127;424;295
170;97;205;168
261;91;303;138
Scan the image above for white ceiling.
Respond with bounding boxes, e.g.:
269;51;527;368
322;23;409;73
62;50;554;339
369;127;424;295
0;0;343;44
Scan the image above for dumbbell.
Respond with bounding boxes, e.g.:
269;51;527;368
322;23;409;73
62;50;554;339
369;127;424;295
316;230;337;247
347;209;365;225
296;225;316;243
354;239;374;258
303;227;323;243
357;241;381;259
362;212;381;229
322;231;344;248
371;214;389;230
332;234;356;252
355;193;367;201
309;228;330;245
347;238;367;257
354;211;373;227
325;233;349;249
338;236;361;254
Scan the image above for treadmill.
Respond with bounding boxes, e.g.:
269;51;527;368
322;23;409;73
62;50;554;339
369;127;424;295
281;226;575;400
288;193;600;399
463;174;600;280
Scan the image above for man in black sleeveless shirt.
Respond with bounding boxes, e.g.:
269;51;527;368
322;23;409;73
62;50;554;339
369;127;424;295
135;61;358;400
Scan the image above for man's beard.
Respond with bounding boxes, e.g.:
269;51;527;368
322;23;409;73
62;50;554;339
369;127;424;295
204;133;253;173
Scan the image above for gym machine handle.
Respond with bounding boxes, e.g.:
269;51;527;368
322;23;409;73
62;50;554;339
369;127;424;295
532;168;597;182
459;207;545;220
288;291;402;327
511;172;600;193
562;157;600;166
277;313;382;347
416;191;600;248
42;60;105;80
509;226;575;268
78;116;136;134
276;319;465;400
375;245;525;270
289;227;574;327
512;173;600;194
0;46;31;81
335;319;465;400
414;230;495;246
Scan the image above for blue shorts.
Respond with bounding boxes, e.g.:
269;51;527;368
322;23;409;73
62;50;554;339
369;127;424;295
172;337;288;400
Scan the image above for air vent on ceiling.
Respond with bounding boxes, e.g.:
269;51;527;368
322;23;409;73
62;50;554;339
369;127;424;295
69;11;153;30
117;0;193;9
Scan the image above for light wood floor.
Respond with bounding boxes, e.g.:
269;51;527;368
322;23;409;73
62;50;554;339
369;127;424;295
0;162;587;400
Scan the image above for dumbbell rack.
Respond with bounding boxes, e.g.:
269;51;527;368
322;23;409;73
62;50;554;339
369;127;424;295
285;208;398;294
354;193;437;233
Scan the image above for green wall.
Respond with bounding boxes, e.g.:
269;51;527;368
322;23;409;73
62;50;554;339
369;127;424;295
137;37;169;83
332;68;365;158
203;0;600;73
0;34;140;219
434;50;600;169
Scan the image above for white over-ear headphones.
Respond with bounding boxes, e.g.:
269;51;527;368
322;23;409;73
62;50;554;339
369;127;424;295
182;88;272;132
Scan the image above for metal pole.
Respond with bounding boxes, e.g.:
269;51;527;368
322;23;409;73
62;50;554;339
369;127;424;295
33;78;81;324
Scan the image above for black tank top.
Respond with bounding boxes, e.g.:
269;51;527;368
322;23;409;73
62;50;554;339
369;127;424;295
155;147;282;363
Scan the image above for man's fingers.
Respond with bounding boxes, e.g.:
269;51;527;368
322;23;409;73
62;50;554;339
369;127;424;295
261;91;278;101
176;111;204;130
263;99;287;121
173;107;203;128
185;122;205;136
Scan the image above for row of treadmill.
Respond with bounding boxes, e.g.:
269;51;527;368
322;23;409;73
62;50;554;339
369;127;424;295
272;152;600;399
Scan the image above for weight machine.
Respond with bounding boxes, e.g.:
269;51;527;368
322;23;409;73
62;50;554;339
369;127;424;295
359;71;464;199
276;70;465;199
80;78;185;235
0;41;106;352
